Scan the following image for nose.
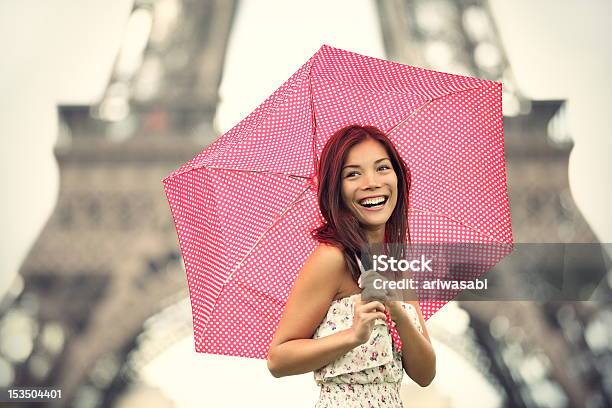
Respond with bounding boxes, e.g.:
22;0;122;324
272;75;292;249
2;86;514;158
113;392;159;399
361;170;381;190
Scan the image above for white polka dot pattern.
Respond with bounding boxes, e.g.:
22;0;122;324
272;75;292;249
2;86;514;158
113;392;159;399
162;45;513;359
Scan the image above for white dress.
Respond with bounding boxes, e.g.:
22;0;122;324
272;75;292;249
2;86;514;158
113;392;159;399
312;294;423;407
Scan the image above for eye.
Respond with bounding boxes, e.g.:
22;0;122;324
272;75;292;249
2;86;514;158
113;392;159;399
345;171;359;178
378;164;391;171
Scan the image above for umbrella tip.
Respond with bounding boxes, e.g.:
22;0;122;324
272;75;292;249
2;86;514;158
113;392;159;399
307;175;319;191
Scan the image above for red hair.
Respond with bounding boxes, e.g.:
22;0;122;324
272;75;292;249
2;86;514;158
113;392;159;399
312;125;411;282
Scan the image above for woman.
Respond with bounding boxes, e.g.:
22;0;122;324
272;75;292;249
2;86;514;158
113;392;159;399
267;125;436;407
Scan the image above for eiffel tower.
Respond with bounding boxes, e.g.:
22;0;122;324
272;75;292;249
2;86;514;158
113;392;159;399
2;1;610;407
376;1;611;407
1;1;238;406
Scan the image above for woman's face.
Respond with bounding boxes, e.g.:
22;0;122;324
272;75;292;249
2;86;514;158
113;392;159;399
341;138;398;230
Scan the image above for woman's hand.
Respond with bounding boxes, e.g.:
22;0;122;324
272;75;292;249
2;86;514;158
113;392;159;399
384;300;406;323
380;282;404;323
350;297;387;345
358;268;419;331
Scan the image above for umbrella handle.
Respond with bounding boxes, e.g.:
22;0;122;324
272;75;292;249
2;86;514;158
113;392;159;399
355;255;368;288
355;255;367;274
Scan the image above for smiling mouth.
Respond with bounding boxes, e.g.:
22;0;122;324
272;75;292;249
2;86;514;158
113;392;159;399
358;195;389;209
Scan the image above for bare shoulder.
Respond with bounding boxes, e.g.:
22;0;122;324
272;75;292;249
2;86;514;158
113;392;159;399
268;243;346;347
306;243;345;274
295;243;345;299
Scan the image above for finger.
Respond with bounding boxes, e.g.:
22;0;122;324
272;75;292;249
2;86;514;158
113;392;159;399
362;312;387;322
359;301;383;312
361;300;386;312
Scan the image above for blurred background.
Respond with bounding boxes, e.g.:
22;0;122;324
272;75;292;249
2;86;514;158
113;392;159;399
1;0;611;407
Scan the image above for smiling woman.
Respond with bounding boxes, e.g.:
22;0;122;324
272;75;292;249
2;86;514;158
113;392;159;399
266;125;436;408
313;125;412;282
340;138;398;243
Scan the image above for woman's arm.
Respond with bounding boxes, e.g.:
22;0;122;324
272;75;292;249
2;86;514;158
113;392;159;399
267;327;361;377
267;244;386;378
387;300;436;386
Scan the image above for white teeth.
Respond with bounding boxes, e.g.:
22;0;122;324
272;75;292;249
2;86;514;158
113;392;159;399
360;196;386;206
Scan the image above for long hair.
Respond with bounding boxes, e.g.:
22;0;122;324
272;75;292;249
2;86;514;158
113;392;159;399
312;125;411;282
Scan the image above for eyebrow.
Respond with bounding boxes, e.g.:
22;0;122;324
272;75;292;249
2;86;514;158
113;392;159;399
342;157;390;170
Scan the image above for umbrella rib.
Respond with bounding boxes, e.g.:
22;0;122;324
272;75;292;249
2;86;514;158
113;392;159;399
386;99;433;135
386;84;490;135
409;206;513;247
309;70;319;175
199;165;309;181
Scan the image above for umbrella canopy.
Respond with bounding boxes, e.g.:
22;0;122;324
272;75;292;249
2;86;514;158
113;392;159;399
162;44;513;359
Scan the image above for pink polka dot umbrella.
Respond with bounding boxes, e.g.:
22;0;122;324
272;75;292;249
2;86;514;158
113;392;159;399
162;45;513;359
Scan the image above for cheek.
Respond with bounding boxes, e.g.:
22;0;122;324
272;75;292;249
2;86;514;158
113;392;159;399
387;173;398;191
388;174;399;203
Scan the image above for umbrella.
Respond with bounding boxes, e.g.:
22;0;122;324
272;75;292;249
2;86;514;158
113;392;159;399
162;44;513;359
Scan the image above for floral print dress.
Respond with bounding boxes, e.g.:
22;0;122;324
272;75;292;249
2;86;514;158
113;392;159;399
312;294;423;408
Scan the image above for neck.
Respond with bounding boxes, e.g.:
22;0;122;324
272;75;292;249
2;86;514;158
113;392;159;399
364;225;385;245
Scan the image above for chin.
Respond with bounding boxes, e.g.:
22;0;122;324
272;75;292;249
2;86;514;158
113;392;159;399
359;213;392;227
